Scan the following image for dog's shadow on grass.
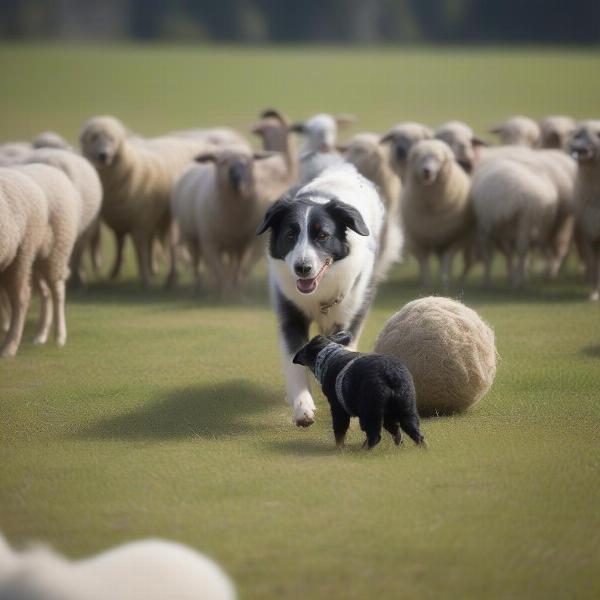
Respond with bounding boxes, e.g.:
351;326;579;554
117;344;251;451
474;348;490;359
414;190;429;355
77;380;276;440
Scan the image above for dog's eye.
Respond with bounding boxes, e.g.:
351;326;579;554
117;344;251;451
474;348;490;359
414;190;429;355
286;231;296;241
317;232;329;241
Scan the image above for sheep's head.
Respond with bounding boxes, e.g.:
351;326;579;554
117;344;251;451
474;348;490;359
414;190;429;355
339;133;385;180
251;109;291;152
539;116;576;150
380;122;433;180
32;131;71;151
489;116;540;147
407;139;454;186
195;150;275;197
79;116;127;168
569;121;600;166
435;121;485;174
289;113;355;153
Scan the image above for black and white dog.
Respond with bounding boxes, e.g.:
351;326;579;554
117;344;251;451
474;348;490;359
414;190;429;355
256;164;384;426
293;331;425;449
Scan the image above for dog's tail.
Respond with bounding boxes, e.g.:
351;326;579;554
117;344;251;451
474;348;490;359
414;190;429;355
391;377;426;447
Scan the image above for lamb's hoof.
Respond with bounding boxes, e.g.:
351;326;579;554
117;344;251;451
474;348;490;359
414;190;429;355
56;336;66;347
32;335;48;346
295;415;315;428
0;345;17;358
590;290;600;302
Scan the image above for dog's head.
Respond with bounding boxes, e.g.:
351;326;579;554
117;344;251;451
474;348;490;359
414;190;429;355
292;331;353;367
256;192;369;295
79;115;128;168
569;121;600;166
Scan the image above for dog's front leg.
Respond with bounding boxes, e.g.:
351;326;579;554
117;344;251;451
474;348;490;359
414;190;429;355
276;290;315;427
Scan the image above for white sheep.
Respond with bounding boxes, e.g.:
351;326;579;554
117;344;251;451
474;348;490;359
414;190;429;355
489;115;540;147
434;120;487;174
539;115;576;150
251;109;298;178
569;120;600;300
0;169;48;357
380;122;433;182
0;534;235;600
23;148;103;287
0;142;31;167
32;131;72;151
340;132;403;280
11;163;79;347
80;115;226;287
401;139;472;290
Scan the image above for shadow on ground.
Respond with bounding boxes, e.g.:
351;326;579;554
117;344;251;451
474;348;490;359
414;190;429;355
581;344;600;358
78;380;277;440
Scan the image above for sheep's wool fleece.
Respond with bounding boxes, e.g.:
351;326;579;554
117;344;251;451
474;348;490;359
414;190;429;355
374;296;497;415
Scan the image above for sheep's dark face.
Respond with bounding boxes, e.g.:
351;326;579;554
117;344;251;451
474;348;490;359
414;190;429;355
435;125;479;174
80;119;124;168
220;154;255;196
539;118;575;150
408;140;452;186
381;126;432;180
569;122;600;165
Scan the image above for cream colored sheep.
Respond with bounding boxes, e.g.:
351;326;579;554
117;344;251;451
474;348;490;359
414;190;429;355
489;116;540;147
401;139;472;290
380;122;433;182
80;115;223;287
0;142;31;166
23;148;102;287
33;131;72;151
539;115;576;150
0;169;48;357
0;534;236;600
172;149;290;291
434;120;487;174
340;132;403;280
11;163;79;347
251;109;298;179
569;120;600;300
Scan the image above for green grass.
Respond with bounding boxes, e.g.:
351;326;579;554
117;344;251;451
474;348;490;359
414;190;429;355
1;44;600;599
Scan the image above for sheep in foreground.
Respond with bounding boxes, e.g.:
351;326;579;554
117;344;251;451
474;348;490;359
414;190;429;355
11;163;79;347
401;139;472;290
471;155;560;286
434;120;487;174
172;149;290;291
340;132;403;280
489;116;540;147
23;148;102;287
0;534;236;600
0;170;48;357
539;116;576;150
569;120;600;300
380;122;433;182
80;115;222;287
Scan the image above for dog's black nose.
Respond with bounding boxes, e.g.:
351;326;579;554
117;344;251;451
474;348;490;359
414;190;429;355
294;262;312;277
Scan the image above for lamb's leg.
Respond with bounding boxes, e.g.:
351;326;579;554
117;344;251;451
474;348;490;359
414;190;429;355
109;230;125;280
89;220;102;274
164;223;178;289
132;230;152;288
416;252;432;290
49;278;67;347
32;275;53;345
0;288;10;333
0;264;32;358
331;404;351;448
440;250;454;292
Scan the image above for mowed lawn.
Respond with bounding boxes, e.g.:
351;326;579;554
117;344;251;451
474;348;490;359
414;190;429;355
1;44;600;599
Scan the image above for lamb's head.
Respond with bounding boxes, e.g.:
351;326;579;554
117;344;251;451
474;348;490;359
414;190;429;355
380;122;433;180
251;109;291;152
407;139;455;187
290;113;355;154
435;121;485;174
293;331;353;368
539;116;576;150
489;116;540;147
339;133;386;180
80;116;128;168
195;150;275;198
569;121;600;166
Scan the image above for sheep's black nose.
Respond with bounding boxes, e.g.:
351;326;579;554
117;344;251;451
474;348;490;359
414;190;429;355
294;262;312;277
97;151;109;163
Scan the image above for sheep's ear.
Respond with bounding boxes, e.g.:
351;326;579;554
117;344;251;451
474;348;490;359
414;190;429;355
329;331;352;346
488;125;503;135
252;151;279;161
326;199;369;236
288;122;305;134
336;144;349;153
260;108;287;123
292;347;308;366
250;123;265;136
380;132;395;144
335;114;357;129
472;137;488;148
195;153;218;163
256;196;293;235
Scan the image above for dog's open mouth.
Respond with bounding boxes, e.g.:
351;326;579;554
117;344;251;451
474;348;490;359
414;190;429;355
296;259;332;294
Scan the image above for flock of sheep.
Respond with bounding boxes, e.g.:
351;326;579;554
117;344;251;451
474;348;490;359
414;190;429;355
1;111;599;357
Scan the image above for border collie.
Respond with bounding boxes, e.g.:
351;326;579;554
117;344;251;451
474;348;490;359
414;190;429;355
256;164;384;426
293;331;425;449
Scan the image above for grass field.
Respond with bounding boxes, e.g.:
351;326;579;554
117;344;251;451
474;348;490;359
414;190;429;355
1;44;600;599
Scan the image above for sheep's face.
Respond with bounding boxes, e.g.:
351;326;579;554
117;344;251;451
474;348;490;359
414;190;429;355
569;122;600;165
539;117;575;150
381;124;433;179
408;140;452;186
435;123;482;174
80;118;125;168
217;154;256;197
490;117;540;147
251;111;290;152
342;136;383;178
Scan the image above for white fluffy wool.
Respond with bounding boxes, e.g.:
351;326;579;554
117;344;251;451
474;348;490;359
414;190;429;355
374;297;497;415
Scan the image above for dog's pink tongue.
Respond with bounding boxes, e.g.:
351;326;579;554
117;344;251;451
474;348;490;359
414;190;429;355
296;278;316;294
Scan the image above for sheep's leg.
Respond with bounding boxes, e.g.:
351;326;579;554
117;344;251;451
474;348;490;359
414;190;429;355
109;231;126;280
0;264;32;358
149;235;161;276
478;233;494;287
547;216;574;279
0;288;10;333
164;223;178;289
132;230;152;288
239;239;264;286
201;242;227;291
188;238;203;291
440;250;454;292
513;227;530;287
590;245;600;302
49;279;67;346
415;252;432;289
32;275;53;345
69;237;86;289
383;414;402;446
89;220;102;274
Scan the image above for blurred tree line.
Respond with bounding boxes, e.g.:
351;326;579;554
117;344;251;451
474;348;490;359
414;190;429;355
1;0;599;44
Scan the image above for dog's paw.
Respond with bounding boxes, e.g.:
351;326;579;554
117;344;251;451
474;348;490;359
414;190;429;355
292;398;316;427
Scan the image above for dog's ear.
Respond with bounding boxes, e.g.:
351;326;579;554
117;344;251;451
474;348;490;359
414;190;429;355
256;195;292;235
329;331;353;346
326;199;370;237
292;348;308;366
